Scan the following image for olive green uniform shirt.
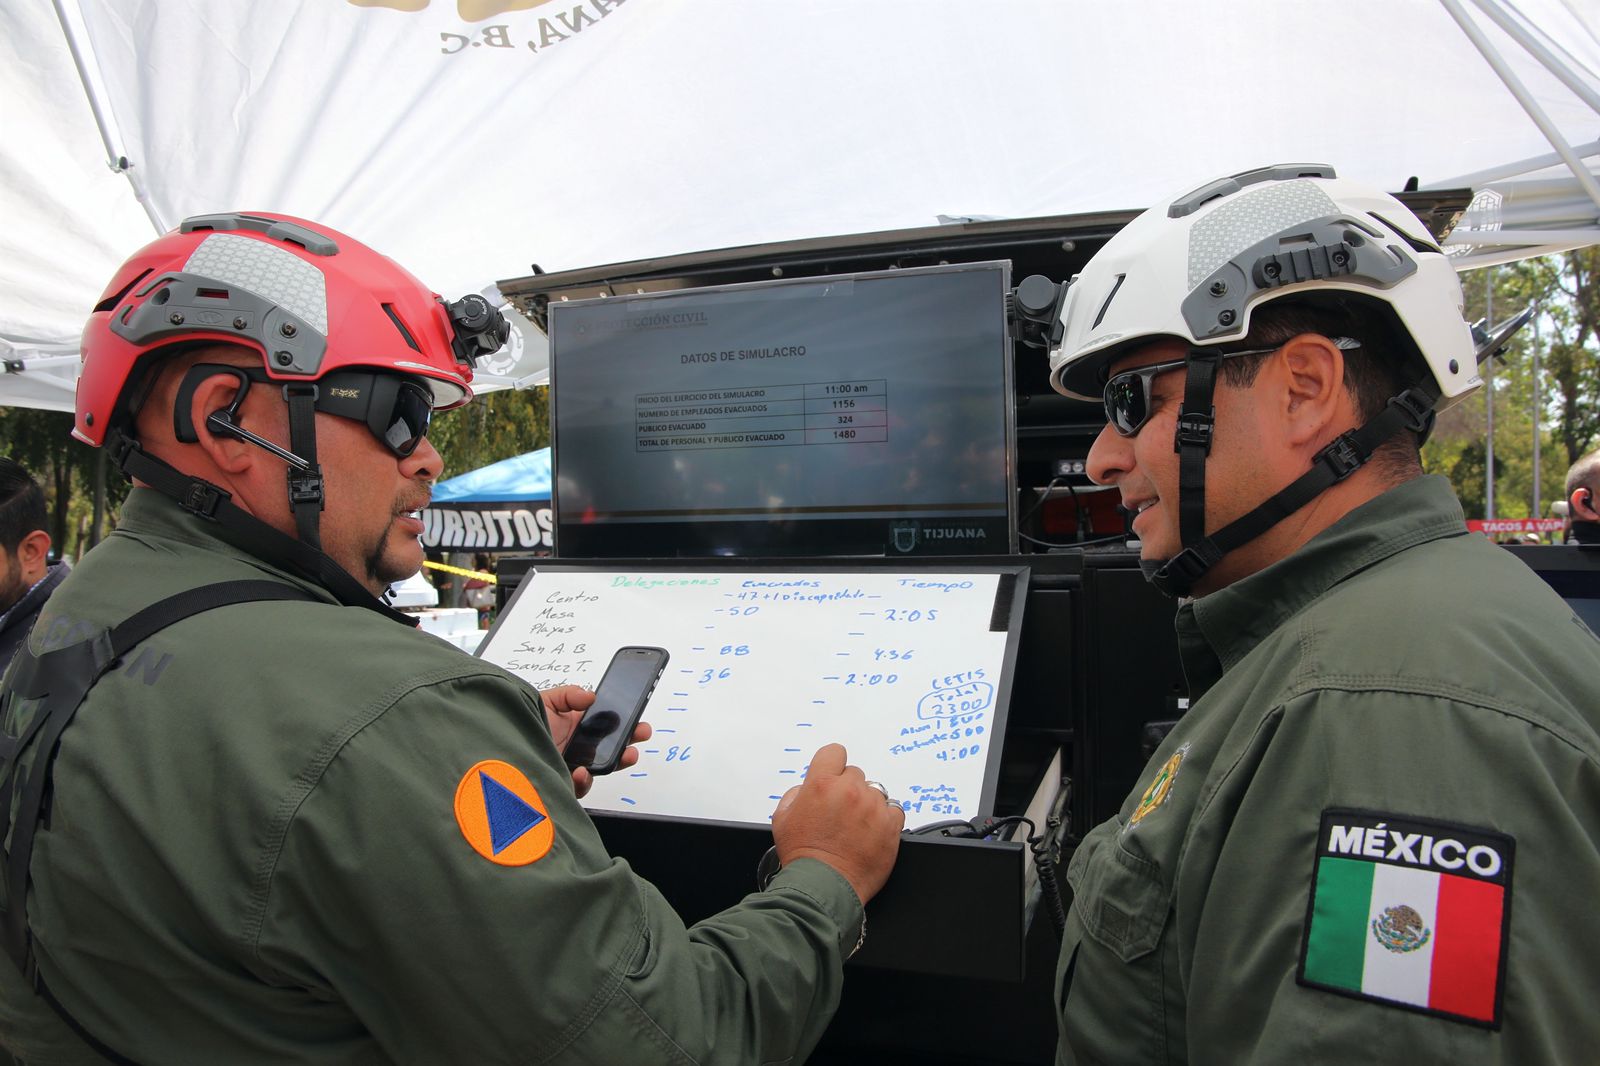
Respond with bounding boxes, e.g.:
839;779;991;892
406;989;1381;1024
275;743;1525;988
0;489;862;1064
1056;476;1600;1064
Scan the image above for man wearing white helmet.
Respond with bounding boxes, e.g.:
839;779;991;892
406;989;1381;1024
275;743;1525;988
1048;166;1600;1062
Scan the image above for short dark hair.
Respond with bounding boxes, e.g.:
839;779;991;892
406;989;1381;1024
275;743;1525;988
1567;448;1600;500
0;457;47;553
1217;295;1427;482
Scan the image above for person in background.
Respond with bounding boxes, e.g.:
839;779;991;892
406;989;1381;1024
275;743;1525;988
1046;165;1600;1063
464;551;497;627
0;457;68;669
1564;447;1600;545
0;212;902;1062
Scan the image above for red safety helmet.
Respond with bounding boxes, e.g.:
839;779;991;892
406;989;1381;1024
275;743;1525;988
75;212;495;446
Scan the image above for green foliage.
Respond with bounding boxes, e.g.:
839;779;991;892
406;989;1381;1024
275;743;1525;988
427;385;551;483
0;384;548;562
1423;251;1600;520
6;252;1596;546
0;407;126;560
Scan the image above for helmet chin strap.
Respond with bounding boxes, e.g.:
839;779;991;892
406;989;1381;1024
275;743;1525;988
278;384;325;551
181;367;327;551
1146;357;1440;599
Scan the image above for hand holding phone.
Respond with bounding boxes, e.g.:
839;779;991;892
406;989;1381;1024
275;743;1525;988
562;646;669;776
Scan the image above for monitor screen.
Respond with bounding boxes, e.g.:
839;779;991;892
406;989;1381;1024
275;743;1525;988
549;262;1016;558
1506;544;1600;633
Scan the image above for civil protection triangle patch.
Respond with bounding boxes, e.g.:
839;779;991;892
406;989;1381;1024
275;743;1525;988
1298;808;1514;1028
454;759;555;866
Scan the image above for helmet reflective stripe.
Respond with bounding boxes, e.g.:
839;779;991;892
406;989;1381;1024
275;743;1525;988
184;234;330;334
1049;166;1478;409
76;210;476;449
1186;179;1340;291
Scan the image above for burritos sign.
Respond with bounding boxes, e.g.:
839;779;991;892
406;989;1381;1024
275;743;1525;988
422;503;554;551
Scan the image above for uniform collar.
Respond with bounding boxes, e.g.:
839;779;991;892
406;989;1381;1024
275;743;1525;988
116;487;342;605
1175;475;1467;697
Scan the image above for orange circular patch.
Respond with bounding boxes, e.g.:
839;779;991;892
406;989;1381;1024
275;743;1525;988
453;759;555;866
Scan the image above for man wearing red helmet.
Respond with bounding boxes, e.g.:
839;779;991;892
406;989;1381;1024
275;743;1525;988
0;214;901;1062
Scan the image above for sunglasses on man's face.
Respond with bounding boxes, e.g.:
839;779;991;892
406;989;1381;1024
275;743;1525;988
1101;338;1360;437
183;364;436;459
312;371;435;458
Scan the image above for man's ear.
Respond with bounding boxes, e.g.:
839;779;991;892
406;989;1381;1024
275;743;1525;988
185;371;255;474
1276;334;1347;448
15;529;50;574
1571;486;1600;522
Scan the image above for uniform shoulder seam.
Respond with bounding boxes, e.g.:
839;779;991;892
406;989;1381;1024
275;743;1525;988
1280;675;1600;767
241;655;534;973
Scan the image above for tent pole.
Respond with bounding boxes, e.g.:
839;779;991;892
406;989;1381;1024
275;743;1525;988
1439;0;1600;213
1466;0;1600;115
1444;241;1596;270
1443;227;1600;245
1531;311;1541;523
1485;268;1496;522
1422;139;1600;189
49;0;167;233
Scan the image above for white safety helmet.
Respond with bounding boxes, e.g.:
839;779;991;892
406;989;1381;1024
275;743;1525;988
1048;164;1479;406
1045;165;1486;598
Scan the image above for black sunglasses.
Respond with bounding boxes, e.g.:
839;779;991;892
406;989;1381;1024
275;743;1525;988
178;364;435;459
1102;338;1360;437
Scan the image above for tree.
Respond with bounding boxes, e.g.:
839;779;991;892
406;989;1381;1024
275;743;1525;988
1426;252;1600;521
0;407;124;560
427;385;551;483
0;381;547;564
1539;249;1600;471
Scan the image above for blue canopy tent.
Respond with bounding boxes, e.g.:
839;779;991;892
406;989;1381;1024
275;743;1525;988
421;448;553;553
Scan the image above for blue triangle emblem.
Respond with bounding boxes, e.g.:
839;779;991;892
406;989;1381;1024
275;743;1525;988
480;771;546;854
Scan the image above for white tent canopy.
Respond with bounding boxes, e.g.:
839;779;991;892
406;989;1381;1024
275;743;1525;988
4;0;1599;412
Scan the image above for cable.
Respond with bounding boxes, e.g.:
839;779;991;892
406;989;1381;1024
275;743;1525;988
1030;815;1070;936
908;812;1070;935
1063;478;1087;535
1021;473;1130;551
1017;475;1066;530
902;811;1070;936
909;819;985;838
1019;530;1134;551
1018;474;1094;543
978;815;1035;840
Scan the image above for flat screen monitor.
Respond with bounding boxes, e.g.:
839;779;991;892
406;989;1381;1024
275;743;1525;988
548;261;1016;558
1506;544;1600;633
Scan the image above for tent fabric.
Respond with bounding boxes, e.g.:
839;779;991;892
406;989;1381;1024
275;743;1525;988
0;1;153;408
4;0;1600;412
432;447;551;503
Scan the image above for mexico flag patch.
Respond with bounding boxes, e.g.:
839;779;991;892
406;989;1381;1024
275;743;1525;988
1298;809;1513;1028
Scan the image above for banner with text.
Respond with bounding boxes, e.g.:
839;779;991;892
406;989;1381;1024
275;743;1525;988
422;500;553;552
1466;518;1564;535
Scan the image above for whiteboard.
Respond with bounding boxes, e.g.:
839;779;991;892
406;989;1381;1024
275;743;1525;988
476;567;1027;830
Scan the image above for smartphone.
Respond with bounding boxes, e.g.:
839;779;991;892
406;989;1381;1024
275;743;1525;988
562;646;670;775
